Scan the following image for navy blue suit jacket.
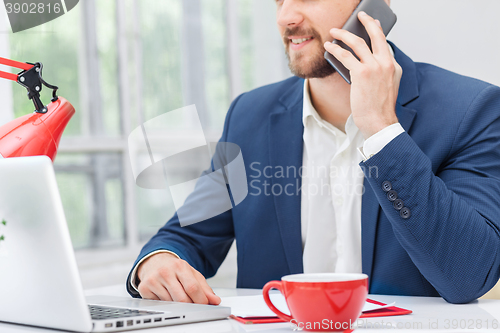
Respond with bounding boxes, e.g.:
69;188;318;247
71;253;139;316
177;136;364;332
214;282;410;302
127;43;500;304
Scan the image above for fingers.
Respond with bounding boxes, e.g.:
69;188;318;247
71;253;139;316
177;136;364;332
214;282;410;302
138;281;163;301
139;290;160;301
154;263;193;302
150;281;174;301
176;267;210;305
328;27;374;64
162;275;194;303
324;42;360;71
357;11;391;58
138;267;175;301
193;269;221;305
325;11;398;78
325;11;393;70
207;292;222;305
136;252;219;305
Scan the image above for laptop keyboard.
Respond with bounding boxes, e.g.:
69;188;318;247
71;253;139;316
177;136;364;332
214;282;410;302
88;305;163;320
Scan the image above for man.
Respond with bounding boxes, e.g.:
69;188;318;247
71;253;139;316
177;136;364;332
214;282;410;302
127;0;500;305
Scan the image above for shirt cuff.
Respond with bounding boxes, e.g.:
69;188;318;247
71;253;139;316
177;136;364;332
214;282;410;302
358;123;405;161
129;250;181;292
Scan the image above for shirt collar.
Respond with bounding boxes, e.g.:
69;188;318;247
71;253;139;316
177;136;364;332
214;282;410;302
302;79;359;141
302;78;321;127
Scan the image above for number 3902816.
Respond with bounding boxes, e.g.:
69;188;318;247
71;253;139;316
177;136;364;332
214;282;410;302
5;2;61;14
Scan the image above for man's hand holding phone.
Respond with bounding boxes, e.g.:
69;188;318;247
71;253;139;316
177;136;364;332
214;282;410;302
324;11;402;140
137;252;221;305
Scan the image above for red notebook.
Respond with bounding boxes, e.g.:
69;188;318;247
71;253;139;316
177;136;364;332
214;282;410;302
229;298;412;325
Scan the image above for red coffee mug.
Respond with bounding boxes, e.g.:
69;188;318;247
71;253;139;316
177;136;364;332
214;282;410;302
263;273;368;332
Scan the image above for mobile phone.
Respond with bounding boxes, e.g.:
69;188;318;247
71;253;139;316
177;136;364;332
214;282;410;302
324;0;397;84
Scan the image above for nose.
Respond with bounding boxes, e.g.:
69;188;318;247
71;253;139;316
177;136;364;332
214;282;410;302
276;0;304;28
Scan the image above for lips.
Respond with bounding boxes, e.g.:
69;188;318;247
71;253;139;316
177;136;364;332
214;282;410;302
288;36;314;51
291;37;312;44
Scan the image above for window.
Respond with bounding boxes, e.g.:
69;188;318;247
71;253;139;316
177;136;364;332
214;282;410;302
1;0;290;288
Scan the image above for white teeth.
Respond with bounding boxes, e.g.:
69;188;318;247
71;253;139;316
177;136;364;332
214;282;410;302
291;37;312;44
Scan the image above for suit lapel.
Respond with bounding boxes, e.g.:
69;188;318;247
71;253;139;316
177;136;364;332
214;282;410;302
269;78;305;274
361;42;419;279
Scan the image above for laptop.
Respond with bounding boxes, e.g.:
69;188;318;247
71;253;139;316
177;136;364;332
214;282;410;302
0;156;231;332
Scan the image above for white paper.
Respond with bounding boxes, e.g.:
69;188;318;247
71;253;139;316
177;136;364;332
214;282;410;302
220;294;395;318
363;300;396;312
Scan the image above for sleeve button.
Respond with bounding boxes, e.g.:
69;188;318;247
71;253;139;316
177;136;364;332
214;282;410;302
387;190;398;202
393;199;404;210
400;207;411;219
382;181;392;192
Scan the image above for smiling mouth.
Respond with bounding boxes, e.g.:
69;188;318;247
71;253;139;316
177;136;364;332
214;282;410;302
290;37;313;45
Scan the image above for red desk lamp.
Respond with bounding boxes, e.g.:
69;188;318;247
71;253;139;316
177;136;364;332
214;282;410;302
0;57;75;161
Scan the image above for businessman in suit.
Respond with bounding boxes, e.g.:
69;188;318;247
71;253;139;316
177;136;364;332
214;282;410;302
127;0;500;304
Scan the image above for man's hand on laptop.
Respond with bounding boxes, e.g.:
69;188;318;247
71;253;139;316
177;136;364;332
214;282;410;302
137;252;221;305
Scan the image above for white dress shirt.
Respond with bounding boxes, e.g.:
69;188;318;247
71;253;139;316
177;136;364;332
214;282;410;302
301;79;404;273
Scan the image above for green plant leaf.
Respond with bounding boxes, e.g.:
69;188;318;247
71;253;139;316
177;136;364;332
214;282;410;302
1;219;5;242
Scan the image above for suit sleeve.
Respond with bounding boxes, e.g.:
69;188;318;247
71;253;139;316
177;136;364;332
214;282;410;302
360;85;500;304
126;94;244;298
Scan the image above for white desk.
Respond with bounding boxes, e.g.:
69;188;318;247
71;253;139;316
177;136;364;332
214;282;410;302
1;286;499;332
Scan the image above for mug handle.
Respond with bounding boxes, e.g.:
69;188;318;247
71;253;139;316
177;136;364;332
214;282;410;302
262;280;293;322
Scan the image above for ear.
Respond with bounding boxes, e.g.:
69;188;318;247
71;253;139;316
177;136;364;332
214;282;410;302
384;0;391;6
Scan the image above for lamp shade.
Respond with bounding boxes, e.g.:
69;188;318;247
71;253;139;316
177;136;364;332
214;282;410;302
0;97;75;161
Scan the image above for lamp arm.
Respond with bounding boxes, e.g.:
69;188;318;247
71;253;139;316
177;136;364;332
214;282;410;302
0;57;75;161
0;57;59;113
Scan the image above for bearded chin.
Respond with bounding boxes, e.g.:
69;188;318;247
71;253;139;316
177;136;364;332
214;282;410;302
286;48;336;79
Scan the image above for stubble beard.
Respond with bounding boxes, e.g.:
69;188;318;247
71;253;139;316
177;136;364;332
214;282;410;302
284;28;336;79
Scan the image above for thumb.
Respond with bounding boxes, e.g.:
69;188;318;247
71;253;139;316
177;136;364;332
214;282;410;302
207;291;221;305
